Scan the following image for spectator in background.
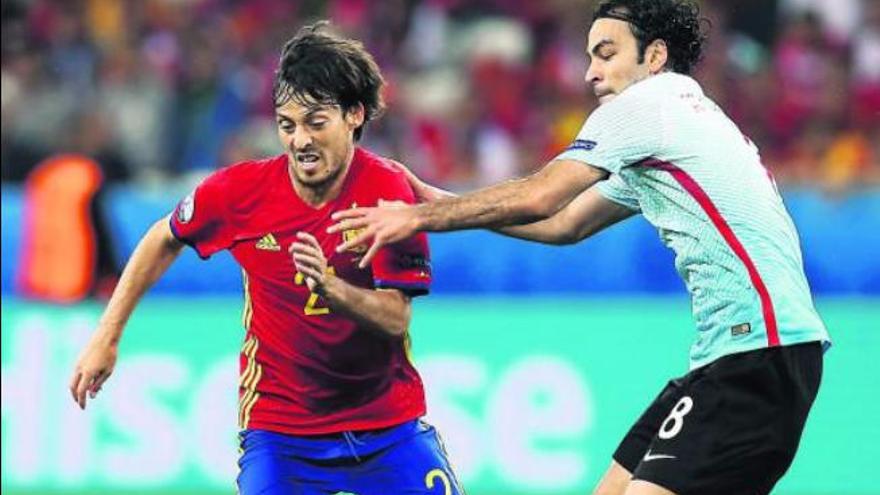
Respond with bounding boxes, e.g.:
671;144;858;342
771;12;836;147
96;45;171;178
850;0;880;130
781;0;861;42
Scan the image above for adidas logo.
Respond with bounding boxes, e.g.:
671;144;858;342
255;234;281;251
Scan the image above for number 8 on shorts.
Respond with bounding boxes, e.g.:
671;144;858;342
658;396;693;440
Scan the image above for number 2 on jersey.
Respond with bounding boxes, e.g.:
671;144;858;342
294;267;335;315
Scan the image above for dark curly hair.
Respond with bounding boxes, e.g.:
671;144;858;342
592;0;708;75
273;21;385;141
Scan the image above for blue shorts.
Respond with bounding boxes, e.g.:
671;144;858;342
236;419;464;495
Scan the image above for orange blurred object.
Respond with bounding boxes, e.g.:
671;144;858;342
17;154;104;303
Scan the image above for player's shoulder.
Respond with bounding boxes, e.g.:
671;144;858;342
200;154;286;192
608;73;696;110
587;73;693;129
355;147;405;177
352;147;413;193
633;72;698;98
213;154;286;181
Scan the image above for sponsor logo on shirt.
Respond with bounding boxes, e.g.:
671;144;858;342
255;233;281;251
567;139;598;152
176;192;195;223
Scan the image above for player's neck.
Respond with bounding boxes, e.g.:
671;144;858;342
289;159;353;208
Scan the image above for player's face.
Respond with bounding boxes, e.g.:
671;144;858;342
585;18;652;105
275;98;365;188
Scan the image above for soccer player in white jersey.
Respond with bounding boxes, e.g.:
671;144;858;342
329;0;830;494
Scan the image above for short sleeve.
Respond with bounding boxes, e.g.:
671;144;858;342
554;89;663;174
169;170;236;259
597;174;641;212
369;170;432;296
372;234;432;297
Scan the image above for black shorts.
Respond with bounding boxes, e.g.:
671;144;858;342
613;342;823;495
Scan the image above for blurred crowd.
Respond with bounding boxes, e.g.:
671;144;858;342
2;0;879;192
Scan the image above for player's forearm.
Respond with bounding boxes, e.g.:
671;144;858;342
494;217;578;245
496;188;637;245
496;212;623;244
318;277;411;338
412;176;551;232
96;218;184;344
412;160;606;232
417;184;573;243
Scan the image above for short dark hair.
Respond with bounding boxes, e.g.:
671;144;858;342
273;22;385;141
592;0;708;75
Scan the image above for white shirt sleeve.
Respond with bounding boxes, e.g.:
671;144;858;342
596;174;641;212
554;85;664;174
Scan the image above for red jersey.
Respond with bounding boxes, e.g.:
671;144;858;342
169;148;432;435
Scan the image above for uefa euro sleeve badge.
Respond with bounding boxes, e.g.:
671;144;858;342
177;192;195;223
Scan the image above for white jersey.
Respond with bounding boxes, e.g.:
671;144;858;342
556;72;830;369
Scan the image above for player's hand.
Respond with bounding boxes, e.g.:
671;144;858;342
290;232;329;293
328;203;420;269
69;333;118;410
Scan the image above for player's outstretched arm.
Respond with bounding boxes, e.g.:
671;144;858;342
497;187;636;244
69;216;185;409
393;161;633;245
290;232;412;337
331;159;608;267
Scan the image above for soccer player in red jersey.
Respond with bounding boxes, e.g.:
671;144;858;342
69;22;463;495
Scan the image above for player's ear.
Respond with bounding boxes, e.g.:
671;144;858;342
646;39;669;74
346;103;365;129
